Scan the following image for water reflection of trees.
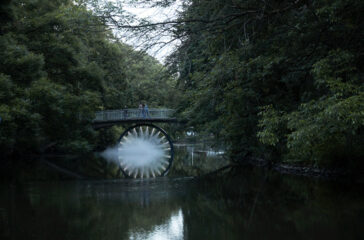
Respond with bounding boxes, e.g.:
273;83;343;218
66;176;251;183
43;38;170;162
0;172;363;239
0;180;186;240
182;166;364;239
170;145;228;177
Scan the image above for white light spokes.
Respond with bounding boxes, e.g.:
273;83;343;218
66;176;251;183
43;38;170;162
118;126;172;178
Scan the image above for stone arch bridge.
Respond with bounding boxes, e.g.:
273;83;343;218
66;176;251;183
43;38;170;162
93;108;179;179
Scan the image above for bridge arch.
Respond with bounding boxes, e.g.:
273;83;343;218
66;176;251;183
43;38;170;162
94;109;177;178
117;123;174;178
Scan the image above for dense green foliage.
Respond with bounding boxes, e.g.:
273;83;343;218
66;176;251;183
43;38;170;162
0;0;177;157
170;0;363;168
1;0;363;172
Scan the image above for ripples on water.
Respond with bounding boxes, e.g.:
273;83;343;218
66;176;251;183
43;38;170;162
1;144;364;239
1;169;364;240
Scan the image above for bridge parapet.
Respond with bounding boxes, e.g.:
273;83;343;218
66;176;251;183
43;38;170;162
94;108;175;122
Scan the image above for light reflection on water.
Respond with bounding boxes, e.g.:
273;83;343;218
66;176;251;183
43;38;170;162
1;173;363;240
1;157;364;240
129;209;184;240
170;143;228;176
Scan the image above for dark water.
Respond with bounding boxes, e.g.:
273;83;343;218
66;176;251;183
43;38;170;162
1;166;364;240
170;143;227;176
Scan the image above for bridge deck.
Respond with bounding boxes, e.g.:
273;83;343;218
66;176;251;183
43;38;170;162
93;109;176;128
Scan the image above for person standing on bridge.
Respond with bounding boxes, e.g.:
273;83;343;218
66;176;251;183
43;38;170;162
144;103;150;118
138;103;143;118
123;106;128;119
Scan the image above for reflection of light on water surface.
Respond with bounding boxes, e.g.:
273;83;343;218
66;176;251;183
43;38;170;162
128;209;184;240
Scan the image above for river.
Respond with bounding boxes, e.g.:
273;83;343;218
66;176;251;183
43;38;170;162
0;144;363;239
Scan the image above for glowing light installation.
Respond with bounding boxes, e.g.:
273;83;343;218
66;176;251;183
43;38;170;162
118;124;174;178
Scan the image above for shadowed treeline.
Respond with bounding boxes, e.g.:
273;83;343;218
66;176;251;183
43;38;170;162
0;0;180;160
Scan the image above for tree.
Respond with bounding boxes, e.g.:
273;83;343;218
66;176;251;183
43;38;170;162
0;0;179;159
164;0;363;168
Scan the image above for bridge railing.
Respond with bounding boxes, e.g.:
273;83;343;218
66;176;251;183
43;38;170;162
94;108;175;122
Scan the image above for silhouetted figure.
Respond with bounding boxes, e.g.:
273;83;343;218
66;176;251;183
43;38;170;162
123;106;128;118
144;104;150;118
138;103;143;118
142;104;146;118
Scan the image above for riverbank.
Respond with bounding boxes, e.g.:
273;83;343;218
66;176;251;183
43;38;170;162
207;157;364;183
2;151;364;183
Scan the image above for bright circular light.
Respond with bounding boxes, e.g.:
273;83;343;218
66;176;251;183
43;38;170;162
118;126;172;178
